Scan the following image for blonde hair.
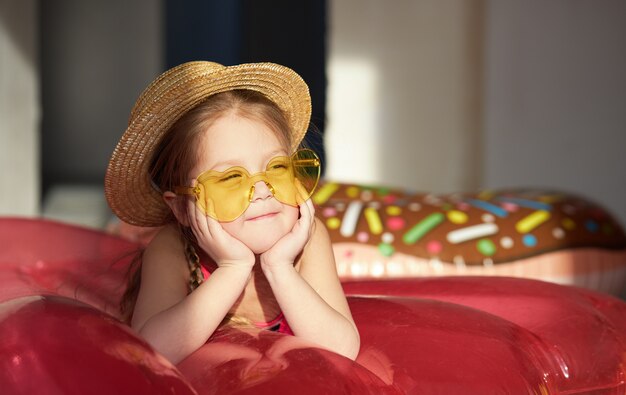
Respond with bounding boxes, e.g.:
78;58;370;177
120;90;294;324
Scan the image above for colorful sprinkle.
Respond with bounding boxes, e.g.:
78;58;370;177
522;234;537;247
367;201;381;209
340;201;363;237
585;220;599;233
326;217;340;230
364;207;383;235
386;206;402;216
465;199;508;218
477;239;496;256
382;232;394;244
424;194;442;206
386;217;406;231
481;214;495;223
322;207;337;217
562;218;576;230
378;243;395;257
361;190;373;201
402;213;445;245
426;240;443;255
346;186;360;198
456;202;470;211
356;231;369;243
500;237;514;249
552;228;565;239
500;202;519;213
313;183;339;205
377;187;390;196
383;194;397;204
447;210;468;225
515;210;551;234
447;223;499;244
408;202;422;211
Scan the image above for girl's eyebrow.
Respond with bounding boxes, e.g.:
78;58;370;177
210;159;243;170
265;149;288;159
209;150;288;171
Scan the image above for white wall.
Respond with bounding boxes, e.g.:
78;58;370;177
326;0;484;193
484;1;626;227
0;0;39;216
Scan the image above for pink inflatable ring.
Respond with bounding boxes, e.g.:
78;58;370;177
2;217;625;394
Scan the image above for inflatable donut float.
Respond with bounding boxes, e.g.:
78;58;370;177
108;182;626;296
1;217;626;394
312;182;626;296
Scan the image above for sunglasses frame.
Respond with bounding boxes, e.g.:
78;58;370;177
174;149;321;221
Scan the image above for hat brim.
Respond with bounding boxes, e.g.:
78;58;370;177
105;62;311;227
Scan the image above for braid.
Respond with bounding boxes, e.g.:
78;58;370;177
184;241;205;292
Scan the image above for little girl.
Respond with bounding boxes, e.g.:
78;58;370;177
105;61;359;363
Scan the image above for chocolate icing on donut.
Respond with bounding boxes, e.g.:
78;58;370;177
313;182;626;266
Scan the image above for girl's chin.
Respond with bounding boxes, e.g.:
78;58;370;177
245;234;283;254
221;226;287;255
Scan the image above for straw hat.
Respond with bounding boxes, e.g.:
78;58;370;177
105;61;312;227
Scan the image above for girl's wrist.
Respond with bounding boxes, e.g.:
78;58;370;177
259;258;296;278
215;260;255;273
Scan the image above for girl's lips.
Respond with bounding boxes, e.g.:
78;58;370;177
246;212;278;221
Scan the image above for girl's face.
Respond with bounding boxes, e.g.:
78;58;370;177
191;112;299;254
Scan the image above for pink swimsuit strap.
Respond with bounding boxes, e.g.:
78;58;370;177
199;262;293;335
254;312;285;328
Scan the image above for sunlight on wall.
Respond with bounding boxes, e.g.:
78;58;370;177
325;58;380;185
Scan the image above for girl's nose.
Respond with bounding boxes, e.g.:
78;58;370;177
248;180;275;202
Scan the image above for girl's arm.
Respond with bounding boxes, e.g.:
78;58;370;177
131;225;253;364
261;214;360;360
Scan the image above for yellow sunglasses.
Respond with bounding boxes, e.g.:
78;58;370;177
174;149;321;222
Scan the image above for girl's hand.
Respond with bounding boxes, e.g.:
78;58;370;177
260;199;315;271
187;197;255;269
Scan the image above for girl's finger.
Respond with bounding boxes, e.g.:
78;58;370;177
305;198;315;218
293;199;313;239
302;198;315;227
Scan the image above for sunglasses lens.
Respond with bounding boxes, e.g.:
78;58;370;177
196;171;250;222
292;149;321;202
269;149;320;206
192;150;321;221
